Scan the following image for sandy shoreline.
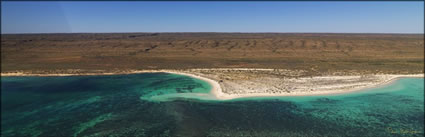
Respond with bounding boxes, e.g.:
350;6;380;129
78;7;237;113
0;70;225;100
211;74;424;100
1;70;423;100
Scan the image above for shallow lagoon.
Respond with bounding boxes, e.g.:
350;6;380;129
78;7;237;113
1;73;424;137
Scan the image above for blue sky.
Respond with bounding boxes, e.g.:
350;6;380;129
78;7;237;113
1;2;424;34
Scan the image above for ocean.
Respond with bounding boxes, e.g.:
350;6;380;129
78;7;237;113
1;73;423;137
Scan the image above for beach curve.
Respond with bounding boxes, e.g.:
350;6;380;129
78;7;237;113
1;69;423;100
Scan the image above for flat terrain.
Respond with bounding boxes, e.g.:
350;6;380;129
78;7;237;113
1;33;424;75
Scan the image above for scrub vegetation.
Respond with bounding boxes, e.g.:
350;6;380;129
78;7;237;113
1;33;423;74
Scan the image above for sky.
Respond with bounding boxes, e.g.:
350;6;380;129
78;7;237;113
1;2;424;34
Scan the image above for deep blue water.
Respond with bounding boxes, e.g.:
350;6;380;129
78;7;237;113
1;73;424;137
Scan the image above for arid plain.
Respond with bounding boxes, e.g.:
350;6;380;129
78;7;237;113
2;33;424;98
2;33;423;73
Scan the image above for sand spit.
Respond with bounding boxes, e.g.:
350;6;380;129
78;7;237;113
1;69;423;100
177;69;424;100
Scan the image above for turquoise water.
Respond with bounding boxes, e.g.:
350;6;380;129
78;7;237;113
1;73;424;137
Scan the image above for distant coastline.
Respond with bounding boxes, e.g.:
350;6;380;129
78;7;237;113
1;69;423;100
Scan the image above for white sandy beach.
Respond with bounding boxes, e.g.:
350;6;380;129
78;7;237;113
209;74;424;100
170;70;424;100
1;69;423;100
